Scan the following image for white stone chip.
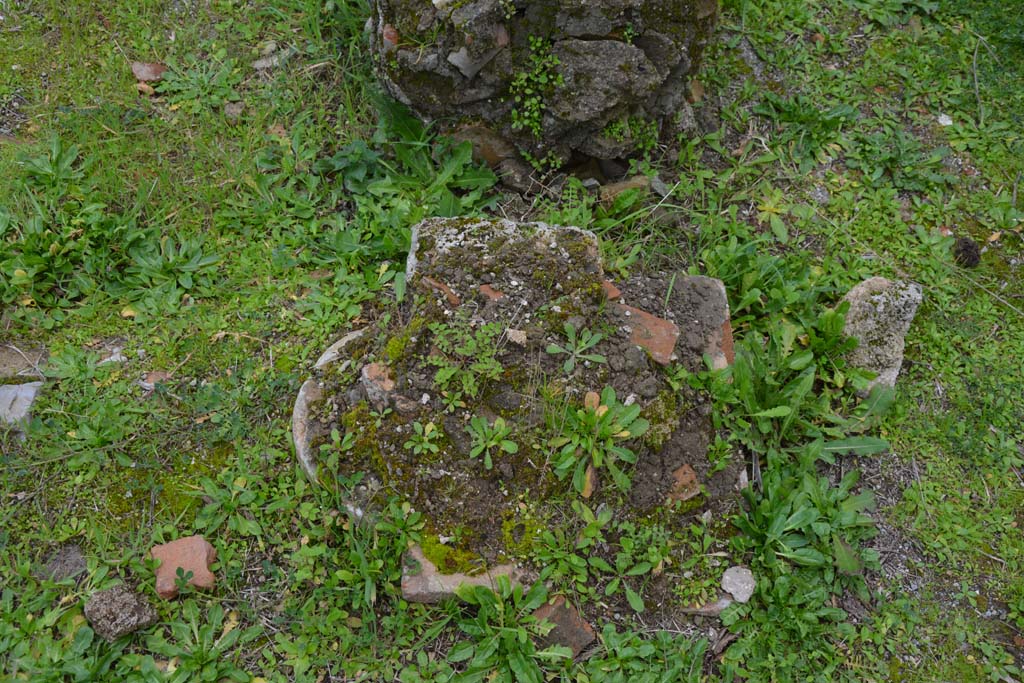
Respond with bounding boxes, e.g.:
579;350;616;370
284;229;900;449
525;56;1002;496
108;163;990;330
721;566;756;603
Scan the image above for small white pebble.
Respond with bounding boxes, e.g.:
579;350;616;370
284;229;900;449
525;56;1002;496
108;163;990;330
420;393;431;404
624;394;637;406
937;113;953;126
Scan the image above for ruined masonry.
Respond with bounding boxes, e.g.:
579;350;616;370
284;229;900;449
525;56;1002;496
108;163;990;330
293;217;740;611
369;0;718;167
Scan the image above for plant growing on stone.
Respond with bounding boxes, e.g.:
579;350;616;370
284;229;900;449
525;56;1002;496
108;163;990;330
546;322;606;374
404;421;441;456
509;37;564;138
450;577;572;682
428;320;504;408
466;416;518;470
551;387;649;494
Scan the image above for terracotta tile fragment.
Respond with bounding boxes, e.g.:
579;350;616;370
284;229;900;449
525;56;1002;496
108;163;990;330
601;280;622;300
479;284;506;301
421;276;461;307
613;303;680;365
533;596;596;657
150;535;216;599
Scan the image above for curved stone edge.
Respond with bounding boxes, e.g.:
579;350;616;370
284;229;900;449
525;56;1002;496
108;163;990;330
292;379;324;482
292;327;369;481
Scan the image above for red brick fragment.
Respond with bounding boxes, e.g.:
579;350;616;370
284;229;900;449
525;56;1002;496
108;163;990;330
131;61;167;82
421;276;461;307
533;596;596;657
479;284;506;302
613;303;680;365
718;319;735;367
150;535;216;599
361;362;396;411
601;280;622;300
668;464;700;502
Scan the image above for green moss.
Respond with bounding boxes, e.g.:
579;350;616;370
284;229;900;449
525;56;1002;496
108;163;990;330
500;508;546;559
340;401;387;481
641;389;688;452
384;316;426;366
420;533;481;574
104;442;232;528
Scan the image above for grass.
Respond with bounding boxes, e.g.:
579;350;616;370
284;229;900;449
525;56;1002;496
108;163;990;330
1;0;1023;681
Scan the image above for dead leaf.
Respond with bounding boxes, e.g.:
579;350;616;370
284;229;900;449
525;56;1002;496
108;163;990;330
220;611;240;638
581;464;597;499
131;61;167;82
139;371;172;392
506;328;527;346
266;123;288;138
688;79;705;103
987;231;1002;242
135;82;155;96
584;391;600;411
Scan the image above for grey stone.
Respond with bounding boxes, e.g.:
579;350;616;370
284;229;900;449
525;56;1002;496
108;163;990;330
37;544;87;582
842;278;922;392
721;566;755;603
292;379;324;481
370;0;719;161
0;381;43;428
83;584;158;642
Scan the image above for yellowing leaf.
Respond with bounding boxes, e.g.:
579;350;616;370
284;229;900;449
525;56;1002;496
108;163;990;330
220;610;240;638
581;464;596;499
120;306;137;318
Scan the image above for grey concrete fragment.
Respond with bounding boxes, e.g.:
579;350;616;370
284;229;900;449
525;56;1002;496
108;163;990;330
314;328;367;370
370;0;719;161
407;217;601;281
0;381;43;427
842;278;922;393
721;566;756;603
83;585;158;642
